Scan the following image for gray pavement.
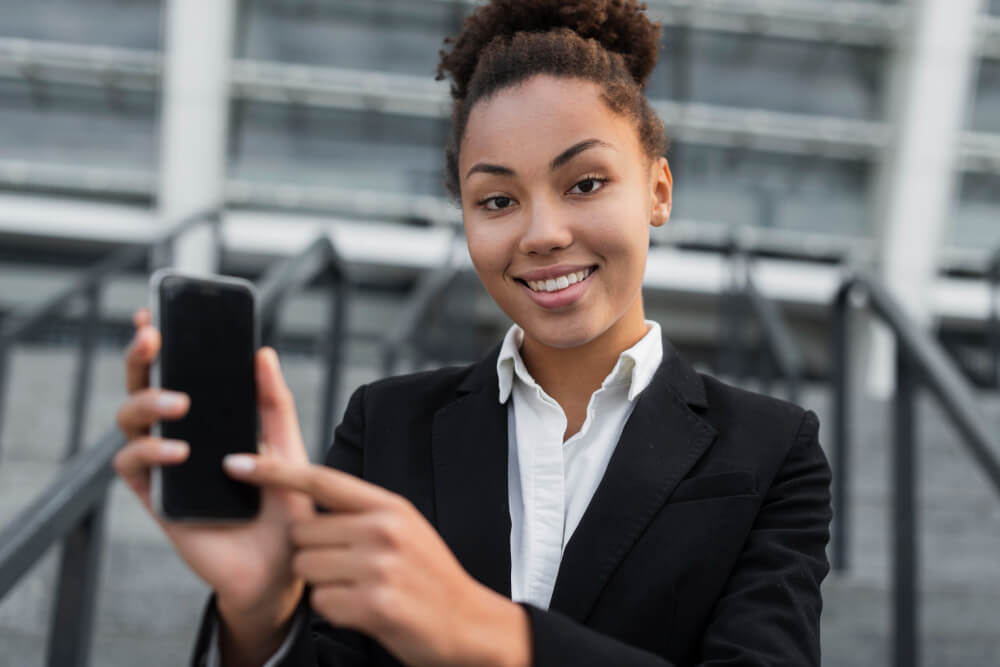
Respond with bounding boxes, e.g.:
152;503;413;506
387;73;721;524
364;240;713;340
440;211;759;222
1;345;999;666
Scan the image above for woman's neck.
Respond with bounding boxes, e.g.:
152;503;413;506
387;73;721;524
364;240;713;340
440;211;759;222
519;298;650;422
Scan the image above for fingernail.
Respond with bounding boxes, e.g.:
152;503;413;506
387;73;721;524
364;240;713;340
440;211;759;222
157;393;186;411
160;440;188;457
224;454;255;474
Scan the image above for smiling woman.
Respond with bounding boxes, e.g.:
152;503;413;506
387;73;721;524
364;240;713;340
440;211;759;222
114;1;832;666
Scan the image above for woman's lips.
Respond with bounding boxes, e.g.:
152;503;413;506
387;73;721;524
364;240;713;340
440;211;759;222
517;267;596;309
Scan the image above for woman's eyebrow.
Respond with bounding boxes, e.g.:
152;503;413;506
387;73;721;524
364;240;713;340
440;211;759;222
464;138;614;181
465;163;515;181
550;138;614;170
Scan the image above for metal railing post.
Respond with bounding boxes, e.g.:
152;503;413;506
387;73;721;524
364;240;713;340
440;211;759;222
757;344;772;396
741;265;803;405
893;347;919;667
212;211;225;271
46;495;109;667
729;283;747;383
717;237;741;379
379;263;462;378
318;273;347;459
0;336;10;460
66;284;102;458
786;370;800;406
990;253;1000;388
255;236;350;460
831;285;851;572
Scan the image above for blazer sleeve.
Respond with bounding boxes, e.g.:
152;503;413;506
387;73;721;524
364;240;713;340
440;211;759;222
189;385;374;667
521;410;832;667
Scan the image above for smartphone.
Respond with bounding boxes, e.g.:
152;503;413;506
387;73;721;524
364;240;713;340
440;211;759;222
149;269;261;521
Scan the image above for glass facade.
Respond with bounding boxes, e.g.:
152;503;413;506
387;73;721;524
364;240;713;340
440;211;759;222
0;0;997;255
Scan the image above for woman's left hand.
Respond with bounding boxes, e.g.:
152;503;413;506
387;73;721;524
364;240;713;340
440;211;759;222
223;454;531;667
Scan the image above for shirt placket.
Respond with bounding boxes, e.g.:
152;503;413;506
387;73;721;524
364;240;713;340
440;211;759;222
522;384;566;609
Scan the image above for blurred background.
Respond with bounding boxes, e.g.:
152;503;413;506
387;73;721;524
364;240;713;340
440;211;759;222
1;0;999;665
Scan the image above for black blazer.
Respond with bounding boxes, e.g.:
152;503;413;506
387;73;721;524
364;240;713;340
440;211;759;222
193;341;832;666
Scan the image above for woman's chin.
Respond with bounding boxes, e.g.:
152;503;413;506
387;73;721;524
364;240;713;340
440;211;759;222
520;319;603;351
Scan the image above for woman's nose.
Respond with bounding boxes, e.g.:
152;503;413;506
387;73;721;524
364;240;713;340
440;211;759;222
517;201;573;255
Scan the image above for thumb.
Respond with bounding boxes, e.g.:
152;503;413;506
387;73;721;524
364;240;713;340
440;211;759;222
256;347;307;463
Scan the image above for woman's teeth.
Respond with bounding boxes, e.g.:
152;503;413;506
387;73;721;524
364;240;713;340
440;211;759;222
525;267;594;293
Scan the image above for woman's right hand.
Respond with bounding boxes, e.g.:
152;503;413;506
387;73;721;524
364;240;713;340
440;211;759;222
114;308;315;660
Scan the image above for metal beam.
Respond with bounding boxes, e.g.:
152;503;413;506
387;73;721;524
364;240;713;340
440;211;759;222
0;38;160;92
156;0;236;273
4;39;1000;168
869;0;984;396
438;0;906;45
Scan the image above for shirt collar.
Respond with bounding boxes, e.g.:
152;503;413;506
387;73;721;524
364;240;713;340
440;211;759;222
496;321;663;404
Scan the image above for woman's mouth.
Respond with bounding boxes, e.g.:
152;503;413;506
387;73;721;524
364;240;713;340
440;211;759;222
514;265;597;309
520;266;595;293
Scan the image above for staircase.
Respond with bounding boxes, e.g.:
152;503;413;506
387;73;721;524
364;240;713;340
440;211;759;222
1;346;999;666
0;342;381;667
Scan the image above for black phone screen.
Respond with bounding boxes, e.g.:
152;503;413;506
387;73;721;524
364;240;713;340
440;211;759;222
158;274;259;520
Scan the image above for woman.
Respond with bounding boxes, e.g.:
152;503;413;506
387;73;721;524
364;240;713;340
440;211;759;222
115;1;831;665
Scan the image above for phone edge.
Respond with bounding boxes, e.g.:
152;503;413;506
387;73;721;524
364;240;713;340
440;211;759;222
148;267;169;521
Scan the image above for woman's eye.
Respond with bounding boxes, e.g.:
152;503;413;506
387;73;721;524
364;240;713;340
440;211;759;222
483;196;513;211
568;177;607;195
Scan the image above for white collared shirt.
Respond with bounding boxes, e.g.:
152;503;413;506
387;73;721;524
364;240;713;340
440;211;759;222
207;320;663;664
498;320;663;609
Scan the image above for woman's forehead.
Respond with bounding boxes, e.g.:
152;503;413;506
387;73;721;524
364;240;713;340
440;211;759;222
459;75;641;169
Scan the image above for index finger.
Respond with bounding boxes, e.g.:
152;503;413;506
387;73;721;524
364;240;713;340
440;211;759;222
223;455;398;513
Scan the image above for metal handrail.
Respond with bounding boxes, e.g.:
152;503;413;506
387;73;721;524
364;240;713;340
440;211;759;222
988;247;1000;386
830;270;1000;667
256;235;352;456
0;430;121;601
719;242;803;403
743;271;803;403
379;229;466;377
380;263;463;377
0;210;219;345
0;209;221;460
0;233;351;667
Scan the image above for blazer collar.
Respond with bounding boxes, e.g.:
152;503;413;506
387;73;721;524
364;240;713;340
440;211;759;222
436;340;715;616
457;338;708;408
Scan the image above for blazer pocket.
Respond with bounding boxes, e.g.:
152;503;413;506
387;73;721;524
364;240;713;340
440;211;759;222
668;470;757;504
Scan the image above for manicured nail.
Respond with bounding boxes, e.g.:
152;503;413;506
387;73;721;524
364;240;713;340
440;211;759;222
157;393;186;410
160;440;188;457
224;454;256;474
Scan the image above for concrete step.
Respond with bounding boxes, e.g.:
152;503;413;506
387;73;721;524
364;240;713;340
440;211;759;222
821;574;1000;667
0;538;209;667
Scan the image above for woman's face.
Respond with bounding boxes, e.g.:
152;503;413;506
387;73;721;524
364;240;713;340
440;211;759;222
459;75;672;352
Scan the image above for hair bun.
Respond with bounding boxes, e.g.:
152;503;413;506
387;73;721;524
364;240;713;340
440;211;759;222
438;0;661;97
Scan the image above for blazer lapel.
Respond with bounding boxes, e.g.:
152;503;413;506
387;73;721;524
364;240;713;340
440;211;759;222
548;344;717;621
431;347;512;597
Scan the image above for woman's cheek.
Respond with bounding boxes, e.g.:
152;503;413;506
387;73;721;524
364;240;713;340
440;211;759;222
468;225;512;274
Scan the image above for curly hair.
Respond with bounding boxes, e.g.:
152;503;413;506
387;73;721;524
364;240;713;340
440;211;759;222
436;0;667;199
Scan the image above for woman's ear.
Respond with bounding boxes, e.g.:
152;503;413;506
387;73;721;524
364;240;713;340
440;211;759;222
649;156;672;228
